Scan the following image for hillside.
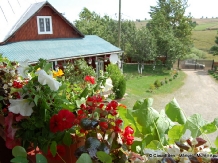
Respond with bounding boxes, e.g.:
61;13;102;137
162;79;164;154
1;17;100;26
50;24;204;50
134;18;218;60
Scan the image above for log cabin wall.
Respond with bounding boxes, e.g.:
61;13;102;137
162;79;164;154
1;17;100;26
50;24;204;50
7;6;81;43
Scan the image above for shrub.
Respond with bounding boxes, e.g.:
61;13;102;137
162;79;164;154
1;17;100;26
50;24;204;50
165;78;168;84
106;64;126;99
169;78;173;81
149;84;156;92
161;81;165;86
115;76;126;99
154;79;161;88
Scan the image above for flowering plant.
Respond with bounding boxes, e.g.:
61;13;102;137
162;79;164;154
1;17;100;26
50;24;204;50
0;56;137;163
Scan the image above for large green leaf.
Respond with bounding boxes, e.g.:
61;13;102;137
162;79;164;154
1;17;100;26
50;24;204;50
10;157;28;163
12;146;27;157
201;122;217;134
76;153;92;163
146;140;161;150
168;125;184;144
183;114;207;138
165;98;186;124
215;136;218;148
50;141;57;157
96;151;112;163
125;109;141;136
36;154;48;163
132;98;159;134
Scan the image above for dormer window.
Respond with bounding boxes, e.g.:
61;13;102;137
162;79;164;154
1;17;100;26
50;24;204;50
37;16;53;34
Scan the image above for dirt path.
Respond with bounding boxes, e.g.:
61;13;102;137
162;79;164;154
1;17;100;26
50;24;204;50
152;70;218;146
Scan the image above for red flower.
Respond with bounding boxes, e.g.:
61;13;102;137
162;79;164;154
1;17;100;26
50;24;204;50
115;119;123;126
47;145;66;160
50;114;60;133
49;109;76;133
57;109;75;131
122;126;134;145
12;81;23;88
99;121;108;131
114;125;122;133
84;76;95;84
106;101;118;116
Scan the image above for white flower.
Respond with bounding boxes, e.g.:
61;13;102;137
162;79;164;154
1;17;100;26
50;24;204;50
17;60;30;78
103;78;113;92
3;84;8;89
10;70;15;76
167;145;180;155
180;129;191;142
9;99;34;116
35;69;61;91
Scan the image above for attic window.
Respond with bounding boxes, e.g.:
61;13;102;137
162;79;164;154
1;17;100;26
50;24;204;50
37;16;53;34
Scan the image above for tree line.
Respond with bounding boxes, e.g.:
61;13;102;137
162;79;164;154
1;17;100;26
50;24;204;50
74;0;195;69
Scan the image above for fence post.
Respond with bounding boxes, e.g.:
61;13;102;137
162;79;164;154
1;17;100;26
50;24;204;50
195;59;197;70
177;58;180;69
212;59;214;70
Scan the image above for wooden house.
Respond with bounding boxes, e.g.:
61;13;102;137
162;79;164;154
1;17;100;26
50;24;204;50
0;1;122;75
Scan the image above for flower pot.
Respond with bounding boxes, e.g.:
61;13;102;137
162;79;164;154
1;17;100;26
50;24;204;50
27;137;85;163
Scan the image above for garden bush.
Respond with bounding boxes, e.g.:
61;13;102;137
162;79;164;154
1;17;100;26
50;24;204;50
154;79;161;88
106;63;126;99
115;75;126;99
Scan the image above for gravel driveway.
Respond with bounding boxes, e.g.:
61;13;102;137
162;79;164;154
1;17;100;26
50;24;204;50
152;70;218;146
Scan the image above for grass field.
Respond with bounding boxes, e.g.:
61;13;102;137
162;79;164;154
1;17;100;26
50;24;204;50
120;64;186;108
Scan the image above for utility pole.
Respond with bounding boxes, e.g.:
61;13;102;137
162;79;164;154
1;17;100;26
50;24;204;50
118;0;121;48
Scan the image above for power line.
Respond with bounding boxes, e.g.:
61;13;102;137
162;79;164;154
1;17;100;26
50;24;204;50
8;0;15;14
17;0;21;7
0;6;8;22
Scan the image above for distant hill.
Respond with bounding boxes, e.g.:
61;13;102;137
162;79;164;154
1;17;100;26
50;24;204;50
134;18;218;60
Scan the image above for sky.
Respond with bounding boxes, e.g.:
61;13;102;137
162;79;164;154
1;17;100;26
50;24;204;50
0;0;218;41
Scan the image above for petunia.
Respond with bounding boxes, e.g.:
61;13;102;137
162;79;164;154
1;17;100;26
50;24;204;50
9;99;34;116
16;60;30;79
35;69;61;91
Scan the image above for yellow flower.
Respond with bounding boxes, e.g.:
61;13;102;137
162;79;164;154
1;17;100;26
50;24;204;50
53;69;64;78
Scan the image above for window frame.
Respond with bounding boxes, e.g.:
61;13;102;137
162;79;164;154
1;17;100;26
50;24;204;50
37;16;53;34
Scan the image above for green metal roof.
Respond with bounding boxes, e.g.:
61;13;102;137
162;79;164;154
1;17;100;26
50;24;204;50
0;35;121;62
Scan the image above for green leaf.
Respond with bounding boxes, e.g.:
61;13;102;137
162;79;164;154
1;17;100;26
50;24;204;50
168;125;184;144
125;109;141;136
165;98;186;124
0;96;3;100
76;97;86;108
79;87;89;98
44;62;52;72
63;131;72;146
36;154;48;163
201;122;217;134
50;141;57;157
76;153;92;163
132;98;159;134
12;146;27;157
34;95;39;105
96;151;112;163
10;157;28;163
146;140;161;150
183;114;206;138
215;136;218;148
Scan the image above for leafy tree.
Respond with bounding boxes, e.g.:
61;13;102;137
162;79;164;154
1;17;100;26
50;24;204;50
148;0;194;67
210;35;218;55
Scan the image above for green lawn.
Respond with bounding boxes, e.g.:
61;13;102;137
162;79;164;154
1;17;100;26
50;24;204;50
120;64;186;108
